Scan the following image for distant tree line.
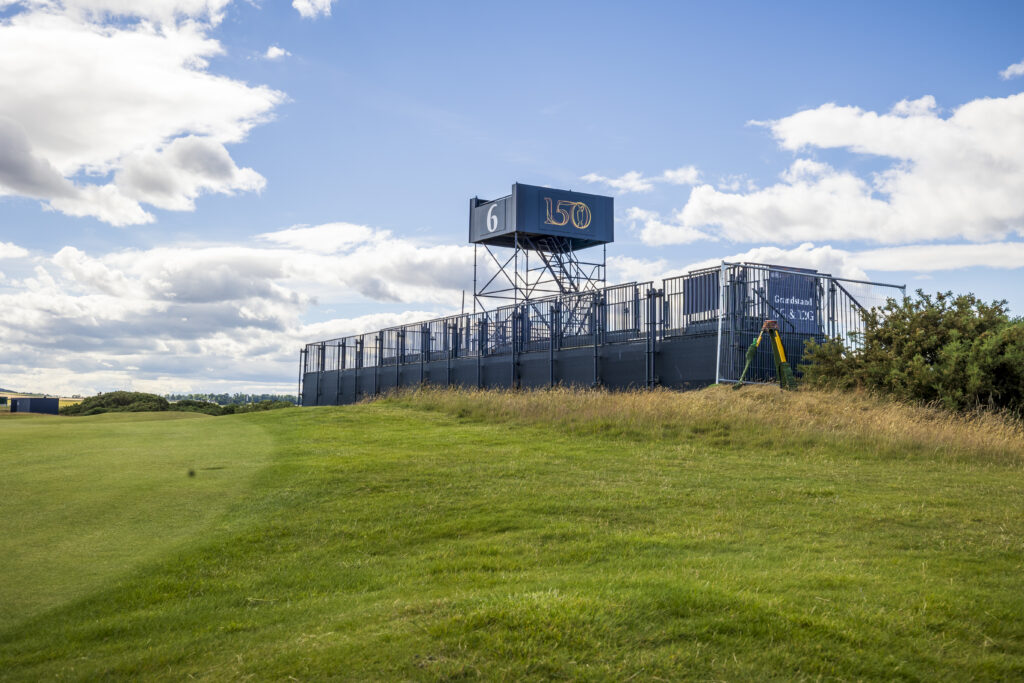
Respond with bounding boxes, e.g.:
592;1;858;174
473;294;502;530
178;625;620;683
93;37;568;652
61;391;295;416
801;291;1023;414
163;392;297;406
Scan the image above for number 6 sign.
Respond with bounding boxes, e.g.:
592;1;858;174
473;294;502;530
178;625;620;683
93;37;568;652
486;204;499;232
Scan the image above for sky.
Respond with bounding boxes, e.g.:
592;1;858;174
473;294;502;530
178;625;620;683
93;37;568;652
1;0;1022;396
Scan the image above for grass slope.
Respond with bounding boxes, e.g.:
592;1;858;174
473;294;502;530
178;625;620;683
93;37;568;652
0;411;271;631
1;387;1022;680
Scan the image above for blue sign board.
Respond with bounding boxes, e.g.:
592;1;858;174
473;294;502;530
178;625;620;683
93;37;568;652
469;195;513;243
683;269;719;319
470;183;613;249
767;270;820;334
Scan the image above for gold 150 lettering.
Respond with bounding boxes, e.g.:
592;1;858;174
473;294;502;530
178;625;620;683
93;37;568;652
544;197;592;230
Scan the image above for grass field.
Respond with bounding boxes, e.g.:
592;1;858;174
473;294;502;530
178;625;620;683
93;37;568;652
1;386;1022;680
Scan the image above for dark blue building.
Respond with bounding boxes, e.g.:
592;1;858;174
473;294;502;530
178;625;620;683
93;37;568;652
11;397;60;415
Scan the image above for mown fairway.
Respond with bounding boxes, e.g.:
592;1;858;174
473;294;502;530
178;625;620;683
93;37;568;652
1;387;1022;680
0;412;271;632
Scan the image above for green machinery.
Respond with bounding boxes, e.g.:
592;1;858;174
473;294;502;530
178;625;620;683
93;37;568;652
734;320;797;390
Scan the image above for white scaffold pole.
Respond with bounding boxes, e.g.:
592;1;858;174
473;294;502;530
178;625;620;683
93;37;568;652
715;261;726;384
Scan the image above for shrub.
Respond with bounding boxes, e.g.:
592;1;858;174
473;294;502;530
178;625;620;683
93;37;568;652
169;399;224;416
62;393;295;417
801;291;1023;413
61;391;170;415
223;400;293;414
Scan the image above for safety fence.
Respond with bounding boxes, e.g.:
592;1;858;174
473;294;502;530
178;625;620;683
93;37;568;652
706;264;904;384
300;263;904;401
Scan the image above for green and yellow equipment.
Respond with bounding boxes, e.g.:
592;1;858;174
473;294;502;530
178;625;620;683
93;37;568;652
734;320;797;390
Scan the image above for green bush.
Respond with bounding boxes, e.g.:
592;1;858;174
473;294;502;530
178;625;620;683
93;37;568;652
169;399;224;416
61;391;170;416
62;392;295;417
801;291;1023;413
221;400;293;414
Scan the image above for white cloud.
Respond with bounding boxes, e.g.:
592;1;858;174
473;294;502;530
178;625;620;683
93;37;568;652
716;175;757;192
300;311;442;344
607;255;670;284
0;242;30;259
259;222;383;252
582;166;701;194
597;243;868;286
0;223;481;394
292;0;334;18
889;95;938;117
625;206;712;245
11;0;236;26
0;4;285;225
677;160;890;244
581;170;654;193
0;220;619;395
256;223;476;303
654;92;1024;246
853;242;1024;272
676;243;869;281
1000;60;1024;80
757;241;1024;277
264;45;290;60
605;240;1024;291
0;118;78;200
0;305;446;398
661;166;700;185
115;136;266;212
48;184;157;226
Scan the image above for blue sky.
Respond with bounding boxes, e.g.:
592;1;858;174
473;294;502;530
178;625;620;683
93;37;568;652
1;0;1022;395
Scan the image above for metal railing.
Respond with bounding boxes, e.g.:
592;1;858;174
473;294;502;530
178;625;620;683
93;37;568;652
300;263;905;398
664;266;720;335
709;263;905;384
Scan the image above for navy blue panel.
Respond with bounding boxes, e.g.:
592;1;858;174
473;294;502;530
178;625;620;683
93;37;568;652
304;334;728;406
517;353;551;389
513;183;613;245
14;397;59;414
599;345;648;390
468;195;513;243
340;371;357;404
658;335;718;385
302;372;319;406
319;371;339;404
684;270;719;315
768;270;820;335
469;183;613;249
450;361;478;388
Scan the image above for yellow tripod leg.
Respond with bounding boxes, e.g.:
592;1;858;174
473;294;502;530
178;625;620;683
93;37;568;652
769;329;797;389
770;330;787;363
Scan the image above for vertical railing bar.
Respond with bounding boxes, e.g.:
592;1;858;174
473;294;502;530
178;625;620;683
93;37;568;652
298;348;306;406
549;305;555;387
715;261;725;384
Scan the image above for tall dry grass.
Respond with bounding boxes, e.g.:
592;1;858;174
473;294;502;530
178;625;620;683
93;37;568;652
379;385;1024;466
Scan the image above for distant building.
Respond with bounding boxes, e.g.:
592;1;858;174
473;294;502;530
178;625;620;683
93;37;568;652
11;397;59;415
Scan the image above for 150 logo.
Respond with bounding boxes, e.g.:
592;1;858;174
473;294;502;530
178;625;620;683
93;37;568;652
544;197;592;230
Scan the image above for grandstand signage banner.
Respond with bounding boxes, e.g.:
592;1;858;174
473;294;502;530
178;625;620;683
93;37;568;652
469;183;613;248
768;270;820;335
